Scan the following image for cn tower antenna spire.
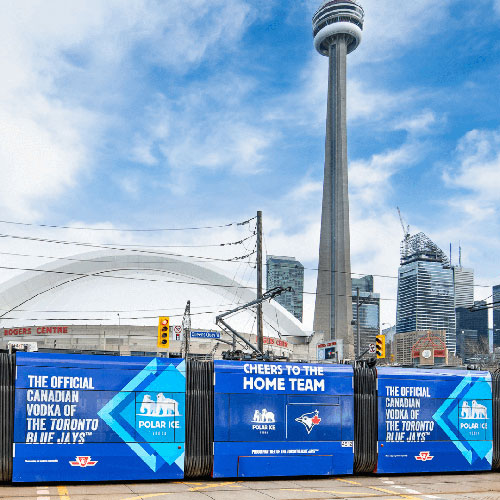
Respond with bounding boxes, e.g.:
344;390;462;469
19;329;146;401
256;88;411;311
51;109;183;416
312;0;364;360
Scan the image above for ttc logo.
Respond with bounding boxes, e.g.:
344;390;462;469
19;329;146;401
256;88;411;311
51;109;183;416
295;410;321;434
69;456;98;467
415;451;433;461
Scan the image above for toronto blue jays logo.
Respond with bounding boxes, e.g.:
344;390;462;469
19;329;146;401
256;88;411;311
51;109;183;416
295;409;321;434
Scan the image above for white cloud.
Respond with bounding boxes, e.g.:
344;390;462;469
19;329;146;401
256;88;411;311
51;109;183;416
130;82;276;191
495;0;500;16
338;0;454;65
275;55;412;129
350;143;419;206
394;110;441;135
444;128;500;219
288;181;323;201
0;0;259;220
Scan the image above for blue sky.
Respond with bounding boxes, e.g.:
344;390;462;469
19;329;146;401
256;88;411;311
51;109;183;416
1;0;500;329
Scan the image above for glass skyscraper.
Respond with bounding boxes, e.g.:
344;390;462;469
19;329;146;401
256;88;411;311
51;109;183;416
396;233;457;353
352;276;380;355
456;301;488;355
266;255;304;322
453;267;474;309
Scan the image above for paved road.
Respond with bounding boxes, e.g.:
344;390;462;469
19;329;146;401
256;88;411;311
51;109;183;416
2;473;500;500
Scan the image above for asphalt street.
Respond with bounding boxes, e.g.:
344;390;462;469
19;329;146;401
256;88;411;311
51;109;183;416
2;472;500;500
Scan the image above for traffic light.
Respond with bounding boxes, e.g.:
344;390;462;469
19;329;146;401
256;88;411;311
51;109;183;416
376;334;386;359
157;317;170;348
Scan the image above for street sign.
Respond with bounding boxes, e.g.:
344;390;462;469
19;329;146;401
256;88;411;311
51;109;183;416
173;325;182;334
190;330;221;339
368;343;376;354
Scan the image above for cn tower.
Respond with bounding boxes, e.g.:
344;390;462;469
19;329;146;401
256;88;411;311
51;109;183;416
312;0;364;359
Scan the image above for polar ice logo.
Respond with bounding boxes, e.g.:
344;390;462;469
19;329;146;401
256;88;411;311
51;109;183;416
138;393;181;417
415;451;433;461
69;456;97;467
252;408;276;433
295;409;321;434
461;400;487;420
137;393;181;430
252;409;275;423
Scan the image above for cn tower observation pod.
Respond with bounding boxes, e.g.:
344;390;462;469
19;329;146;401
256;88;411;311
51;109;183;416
313;0;364;55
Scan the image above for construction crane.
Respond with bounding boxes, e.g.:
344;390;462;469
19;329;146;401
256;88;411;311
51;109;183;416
397;207;410;258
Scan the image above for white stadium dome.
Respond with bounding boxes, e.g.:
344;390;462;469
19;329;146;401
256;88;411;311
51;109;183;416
0;250;309;339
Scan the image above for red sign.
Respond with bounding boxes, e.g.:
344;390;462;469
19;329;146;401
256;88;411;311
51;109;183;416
3;326;69;336
317;341;337;349
263;337;288;348
434;349;445;357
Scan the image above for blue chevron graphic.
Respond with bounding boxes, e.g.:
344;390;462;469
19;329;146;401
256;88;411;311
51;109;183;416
433;374;492;465
98;358;186;472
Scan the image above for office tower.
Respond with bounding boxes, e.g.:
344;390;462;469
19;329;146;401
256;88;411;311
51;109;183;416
352;275;380;355
493;285;500;350
456;329;480;363
396;232;457;353
455;301;488;355
266;255;304;322
312;0;364;359
453;266;474;308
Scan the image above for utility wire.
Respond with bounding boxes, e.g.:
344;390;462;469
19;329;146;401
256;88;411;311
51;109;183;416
0;233;255;262
0;303;237;313
0;263;398;300
0;308;234;321
255;262;495;289
0;217;256;232
89;233;256;248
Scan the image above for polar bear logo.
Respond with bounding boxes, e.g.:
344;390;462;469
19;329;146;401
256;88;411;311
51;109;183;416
138;394;181;417
263;409;275;422
155;393;181;416
461;400;487;420
471;400;487;419
461;401;472;419
251;408;275;423
139;394;156;416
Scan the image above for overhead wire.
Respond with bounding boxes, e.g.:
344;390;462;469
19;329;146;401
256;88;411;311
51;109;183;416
0;262;399;301
0;233;255;263
0;216;256;232
0;303;239;313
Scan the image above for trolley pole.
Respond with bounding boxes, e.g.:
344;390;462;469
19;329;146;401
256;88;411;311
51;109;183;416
356;287;360;358
257;211;264;353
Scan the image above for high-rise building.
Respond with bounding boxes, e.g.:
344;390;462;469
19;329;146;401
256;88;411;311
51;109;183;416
493;285;500;350
456;329;480;363
352;276;380;356
312;1;364;359
453;266;474;308
396;232;457;353
266;255;304;322
455;301;488;355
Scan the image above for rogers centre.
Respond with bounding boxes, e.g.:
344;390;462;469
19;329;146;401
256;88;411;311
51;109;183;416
0;250;323;360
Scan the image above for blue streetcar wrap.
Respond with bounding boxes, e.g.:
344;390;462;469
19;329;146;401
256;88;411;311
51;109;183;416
213;360;354;477
13;352;186;482
377;367;493;474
